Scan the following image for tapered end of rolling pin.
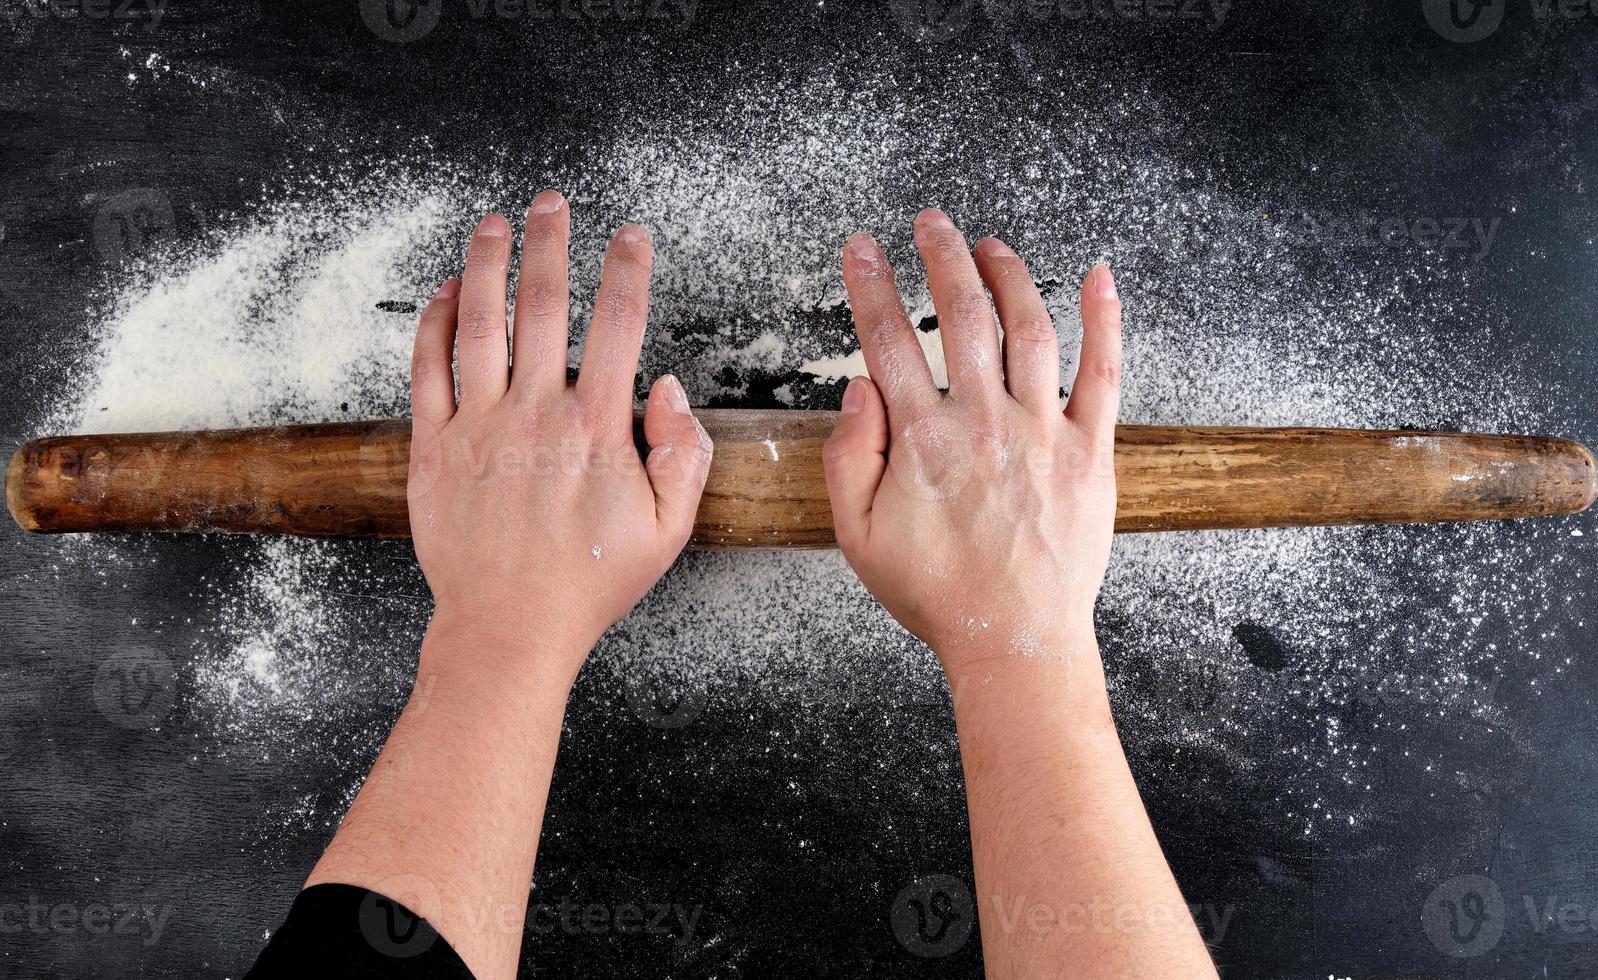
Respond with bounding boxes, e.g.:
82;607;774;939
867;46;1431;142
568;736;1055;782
5;441;34;532
1572;439;1598;515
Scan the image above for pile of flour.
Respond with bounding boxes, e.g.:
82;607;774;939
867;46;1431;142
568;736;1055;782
36;75;1591;840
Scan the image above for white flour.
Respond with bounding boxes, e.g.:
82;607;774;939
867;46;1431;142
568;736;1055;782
32;77;1592;840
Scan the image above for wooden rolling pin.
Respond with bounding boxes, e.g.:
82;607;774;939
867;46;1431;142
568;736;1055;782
6;411;1594;547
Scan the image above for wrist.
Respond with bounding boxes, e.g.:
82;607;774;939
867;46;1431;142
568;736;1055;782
932;617;1100;677
420;603;595;692
936;625;1113;721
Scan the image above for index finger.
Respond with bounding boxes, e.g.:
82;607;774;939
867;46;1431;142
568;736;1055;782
1064;264;1123;443
841;233;939;422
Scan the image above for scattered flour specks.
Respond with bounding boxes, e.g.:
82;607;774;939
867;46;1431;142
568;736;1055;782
31;76;1592;842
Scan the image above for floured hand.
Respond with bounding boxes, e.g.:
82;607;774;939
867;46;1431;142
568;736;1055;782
823;209;1122;675
408;191;712;685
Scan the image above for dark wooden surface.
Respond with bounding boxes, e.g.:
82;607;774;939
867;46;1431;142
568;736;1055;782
2;3;1597;978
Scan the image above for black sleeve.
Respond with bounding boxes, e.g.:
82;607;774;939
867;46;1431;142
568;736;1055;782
245;883;477;980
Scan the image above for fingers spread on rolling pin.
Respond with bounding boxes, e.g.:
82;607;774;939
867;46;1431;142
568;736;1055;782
411;279;461;427
974;237;1061;418
841;233;937;421
1064;263;1123;447
511;190;571;398
914;209;1003;409
643;374;713;544
455;213;514;412
576;224;653;431
822;376;889;551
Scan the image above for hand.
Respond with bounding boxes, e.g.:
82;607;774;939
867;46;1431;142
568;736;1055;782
407;191;713;684
822;209;1122;675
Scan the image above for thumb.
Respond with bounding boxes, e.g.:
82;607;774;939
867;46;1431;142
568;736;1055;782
643;375;714;546
822;377;889;550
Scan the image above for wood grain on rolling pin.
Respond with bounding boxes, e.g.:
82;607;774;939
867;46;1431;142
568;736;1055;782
7;410;1595;547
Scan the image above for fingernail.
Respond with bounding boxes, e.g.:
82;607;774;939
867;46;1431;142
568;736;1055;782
1092;264;1118;301
917;208;955;229
478;213;509;238
841;378;867;414
662;374;691;414
529;190;564;215
847;233;881;260
976;237;1014;258
616;223;650;245
435;278;461;299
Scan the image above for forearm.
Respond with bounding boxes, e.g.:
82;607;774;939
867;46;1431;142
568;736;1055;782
306;617;582;980
945;633;1217;980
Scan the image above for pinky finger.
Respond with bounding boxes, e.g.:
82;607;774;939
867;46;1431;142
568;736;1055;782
411;279;460;428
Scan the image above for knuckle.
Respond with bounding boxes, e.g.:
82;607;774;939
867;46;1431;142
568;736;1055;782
946;282;993;324
517;280;567;321
410;354;446;387
509;391;548;436
1004;314;1057;347
832;516;866;552
864;310;911;346
575;396;621;439
1088;357;1123;387
923;228;969;259
521;219;563;253
821;434;857;470
685;432;714;468
595;287;646;325
457;307;506;342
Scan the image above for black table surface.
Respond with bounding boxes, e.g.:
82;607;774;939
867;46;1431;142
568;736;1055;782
2;2;1597;977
